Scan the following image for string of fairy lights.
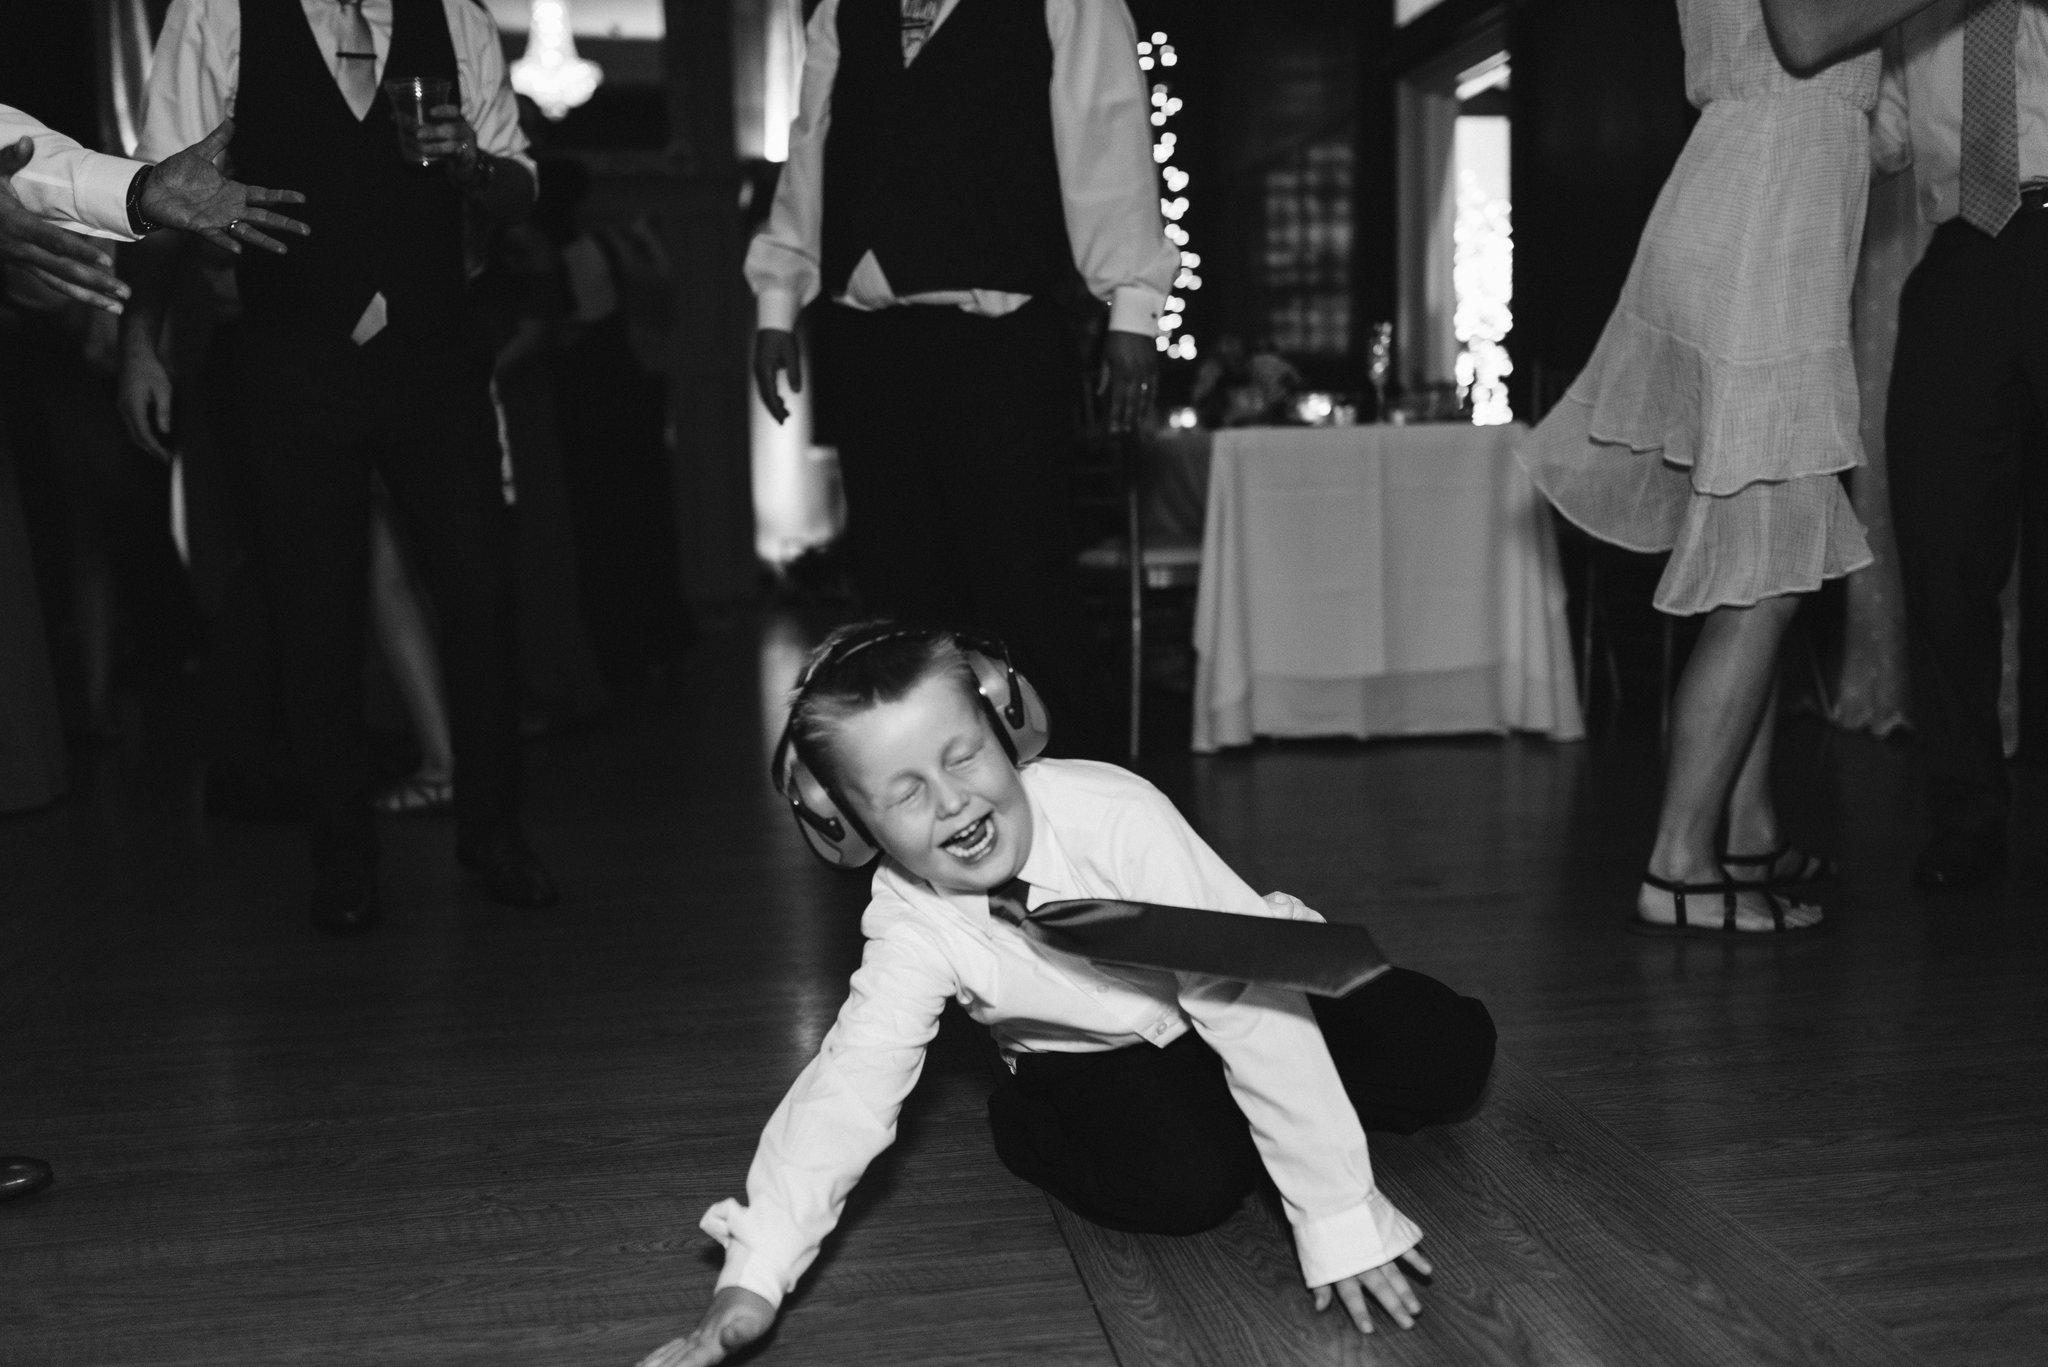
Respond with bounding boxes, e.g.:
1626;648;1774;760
1139;31;1199;361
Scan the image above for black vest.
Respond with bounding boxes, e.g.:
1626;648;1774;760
820;0;1071;300
232;0;467;341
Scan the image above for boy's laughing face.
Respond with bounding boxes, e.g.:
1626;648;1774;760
835;673;1034;895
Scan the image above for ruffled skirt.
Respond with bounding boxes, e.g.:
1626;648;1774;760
1520;88;1874;614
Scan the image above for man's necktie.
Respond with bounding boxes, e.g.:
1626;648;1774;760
900;0;941;65
1960;0;2022;237
335;0;380;121
986;878;1392;998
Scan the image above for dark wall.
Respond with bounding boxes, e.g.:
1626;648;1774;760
1507;0;1692;417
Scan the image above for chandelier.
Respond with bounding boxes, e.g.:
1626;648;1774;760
511;0;603;120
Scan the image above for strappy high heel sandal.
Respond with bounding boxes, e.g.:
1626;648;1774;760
1629;872;1828;939
1719;844;1838;886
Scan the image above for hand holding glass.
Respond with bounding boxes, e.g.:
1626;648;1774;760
384;76;456;167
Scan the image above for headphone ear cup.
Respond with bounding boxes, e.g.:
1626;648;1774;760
966;649;1051;762
1007;669;1050;761
782;751;879;868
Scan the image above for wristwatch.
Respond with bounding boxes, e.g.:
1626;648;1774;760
126;165;162;235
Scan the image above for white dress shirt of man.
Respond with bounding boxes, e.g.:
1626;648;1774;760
134;0;536;345
747;0;1178;433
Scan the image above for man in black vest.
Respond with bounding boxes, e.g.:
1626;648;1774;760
749;0;1175;759
127;0;554;933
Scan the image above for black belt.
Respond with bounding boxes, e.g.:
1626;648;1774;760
2019;182;2048;210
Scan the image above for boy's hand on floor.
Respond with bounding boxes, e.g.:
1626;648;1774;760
1312;1247;1432;1333
636;1287;777;1366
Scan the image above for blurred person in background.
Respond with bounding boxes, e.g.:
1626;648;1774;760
123;0;555;935
747;0;1177;759
2;99;305;1206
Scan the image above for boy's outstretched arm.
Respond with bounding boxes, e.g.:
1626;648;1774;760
1312;1248;1434;1333
636;1288;777;1367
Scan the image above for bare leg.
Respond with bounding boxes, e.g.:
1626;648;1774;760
1639;596;1820;930
1722;685;1780;857
368;505;454;786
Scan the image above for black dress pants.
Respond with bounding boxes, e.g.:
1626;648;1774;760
816;299;1112;757
1888;215;2048;839
985;968;1497;1236
233;323;519;878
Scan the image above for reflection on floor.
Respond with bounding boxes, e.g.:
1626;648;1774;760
2;609;2041;1366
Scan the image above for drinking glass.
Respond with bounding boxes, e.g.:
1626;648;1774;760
384;76;455;167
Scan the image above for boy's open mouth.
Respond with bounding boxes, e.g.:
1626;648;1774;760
941;814;996;861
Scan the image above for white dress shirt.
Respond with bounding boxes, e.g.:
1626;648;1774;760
1;104;144;242
700;759;1423;1310
134;0;534;178
745;0;1178;337
1873;0;2048;224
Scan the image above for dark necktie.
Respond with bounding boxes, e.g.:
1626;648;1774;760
986;878;1391;998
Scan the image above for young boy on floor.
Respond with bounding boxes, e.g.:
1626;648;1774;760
635;622;1496;1367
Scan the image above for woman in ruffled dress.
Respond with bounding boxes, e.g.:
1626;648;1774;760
1521;0;1933;935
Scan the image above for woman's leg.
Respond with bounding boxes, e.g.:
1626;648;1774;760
1722;686;1781;858
367;504;454;787
1640;596;1820;929
987;1032;1260;1234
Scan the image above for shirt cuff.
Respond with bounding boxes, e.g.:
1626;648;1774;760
756;288;803;333
1290;1189;1424;1290
76;153;150;241
1108;284;1165;337
711;1240;792;1310
700;1198;798;1311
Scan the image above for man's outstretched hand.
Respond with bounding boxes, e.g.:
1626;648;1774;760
753;328;803;424
142;119;309;256
0;138;129;313
1312;1247;1433;1334
635;1287;777;1367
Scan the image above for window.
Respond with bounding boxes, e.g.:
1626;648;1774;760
1262;136;1353;357
1396;39;1514;423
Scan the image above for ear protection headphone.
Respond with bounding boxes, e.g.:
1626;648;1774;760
771;626;1051;868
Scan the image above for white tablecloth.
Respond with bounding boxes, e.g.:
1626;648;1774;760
1192;423;1585;752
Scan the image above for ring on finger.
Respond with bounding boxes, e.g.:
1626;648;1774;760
227;219;242;233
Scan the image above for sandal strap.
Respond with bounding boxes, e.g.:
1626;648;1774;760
1720;844;1791;869
1722;844;1834;883
1643;871;1752;932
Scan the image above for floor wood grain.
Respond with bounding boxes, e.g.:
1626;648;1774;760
1051;1054;1924;1367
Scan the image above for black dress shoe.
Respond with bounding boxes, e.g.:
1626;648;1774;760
310;872;383;935
0;1156;54;1202
458;829;559;908
1913;831;2007;890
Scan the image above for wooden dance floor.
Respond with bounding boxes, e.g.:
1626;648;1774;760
3;612;2042;1366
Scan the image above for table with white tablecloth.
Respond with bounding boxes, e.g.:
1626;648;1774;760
1191;422;1585;752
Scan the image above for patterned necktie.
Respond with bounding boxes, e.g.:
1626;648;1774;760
1960;0;2022;237
334;0;380;121
986;878;1392;998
